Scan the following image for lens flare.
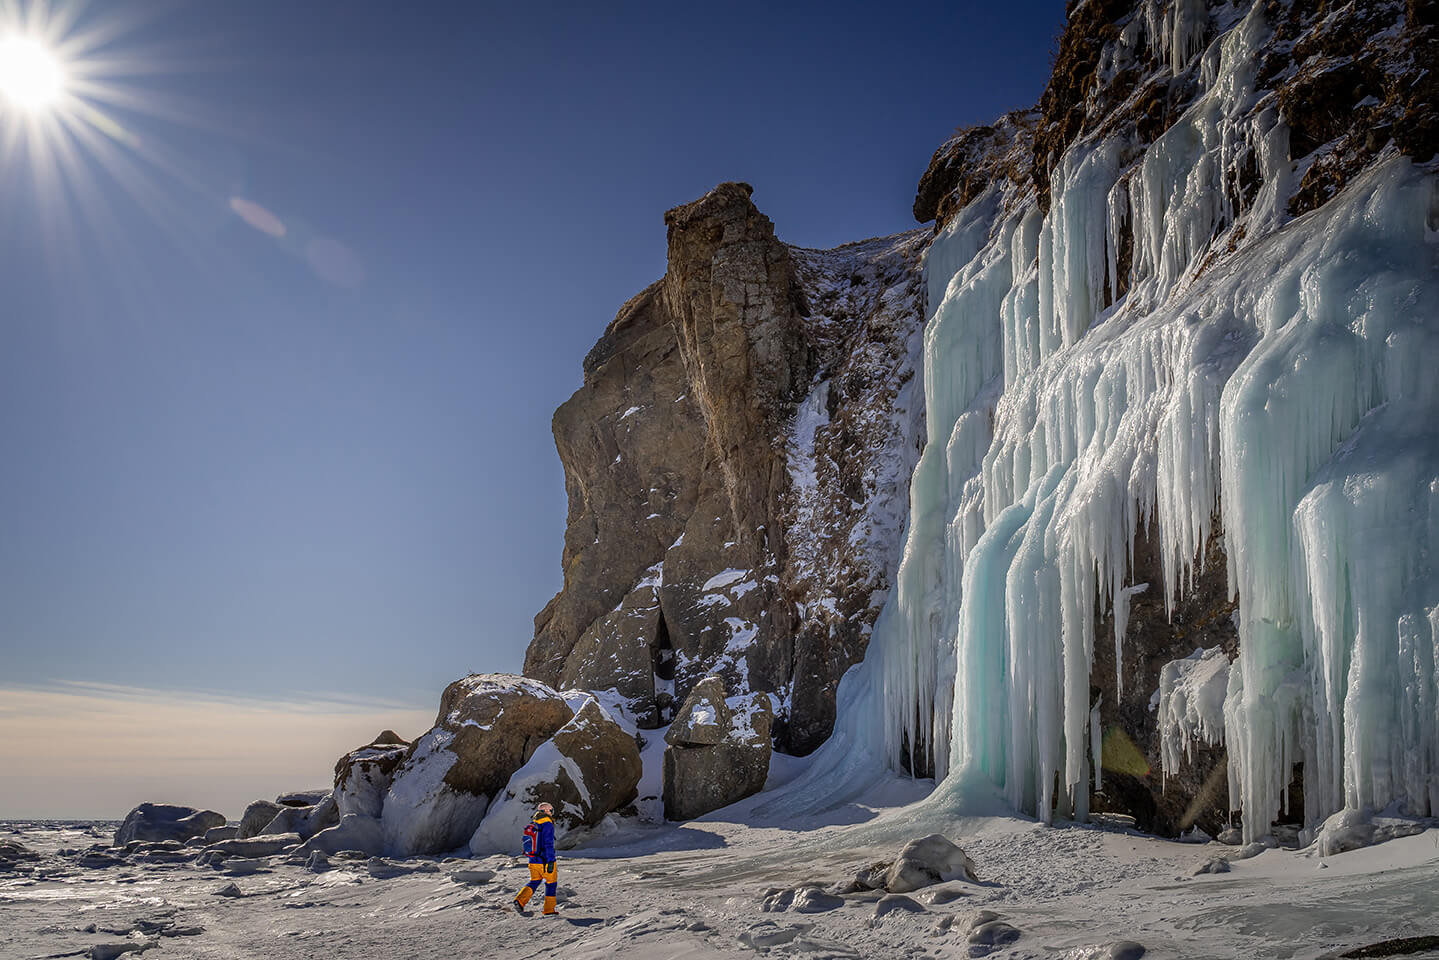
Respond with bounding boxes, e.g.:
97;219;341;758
0;34;65;111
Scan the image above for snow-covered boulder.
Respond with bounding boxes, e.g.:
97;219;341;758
380;674;573;856
1312;808;1429;857
298;813;385;857
275;789;329;808
199;833;301;859
334;731;410;819
663;679;772;820
113;804;226;846
259;793;338;841
469;697;642;854
883;834;977;893
236;800;282;839
202;825;238;844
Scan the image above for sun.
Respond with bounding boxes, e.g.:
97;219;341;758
0;34;66;111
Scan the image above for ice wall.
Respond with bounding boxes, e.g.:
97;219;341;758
772;2;1439;841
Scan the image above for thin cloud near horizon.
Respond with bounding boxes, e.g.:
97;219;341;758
0;681;435;821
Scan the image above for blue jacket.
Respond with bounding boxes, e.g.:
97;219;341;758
528;816;556;863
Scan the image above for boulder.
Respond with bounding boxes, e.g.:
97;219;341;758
0;840;38;863
450;867;496;885
874;894;926;917
260;793;338;840
664;676;730;746
200;833;301;859
792;888;844;913
1191;856;1230;875
236;800;282;840
663;681;772;820
113;803;226;846
298;814;385;857
969;920;1021;947
334;733;410;819
221;857;270;876
275;789;330;808
883;835;977;893
381;674;573;856
469;697;643;854
202;825;238;844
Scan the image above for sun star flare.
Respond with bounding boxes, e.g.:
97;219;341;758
0;33;65;111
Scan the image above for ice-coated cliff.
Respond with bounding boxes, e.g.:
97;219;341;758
775;0;1439;842
532;0;1438;840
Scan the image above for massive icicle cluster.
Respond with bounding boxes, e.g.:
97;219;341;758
772;1;1439;842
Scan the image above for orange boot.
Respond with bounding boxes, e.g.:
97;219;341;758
542;895;557;915
513;886;534;913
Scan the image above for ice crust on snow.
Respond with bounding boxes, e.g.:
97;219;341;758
770;2;1439;843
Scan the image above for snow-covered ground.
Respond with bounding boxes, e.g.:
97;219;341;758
5;772;1437;960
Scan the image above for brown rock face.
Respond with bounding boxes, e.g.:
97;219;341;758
527;183;926;755
430;675;575;800
551;699;643;816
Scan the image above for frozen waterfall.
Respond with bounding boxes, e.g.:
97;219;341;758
769;2;1439;843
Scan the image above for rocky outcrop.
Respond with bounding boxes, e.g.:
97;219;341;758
334;731;410;819
526;183;926;754
380;674;573;856
469;697;643;853
663;677;773;820
114;804;225;847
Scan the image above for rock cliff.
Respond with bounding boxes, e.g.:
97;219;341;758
525;185;925;754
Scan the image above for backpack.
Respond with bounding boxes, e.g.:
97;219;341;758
522;820;539;858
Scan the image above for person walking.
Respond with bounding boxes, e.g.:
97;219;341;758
512;802;558;916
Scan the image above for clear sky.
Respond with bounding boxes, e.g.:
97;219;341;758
0;0;1062;818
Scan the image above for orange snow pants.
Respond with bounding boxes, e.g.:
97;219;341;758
515;861;557;914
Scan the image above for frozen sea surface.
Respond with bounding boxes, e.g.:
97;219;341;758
3;784;1437;960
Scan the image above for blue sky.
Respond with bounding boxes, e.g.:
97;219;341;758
0;0;1062;815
